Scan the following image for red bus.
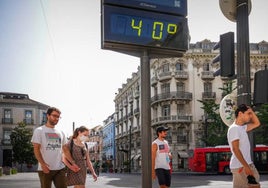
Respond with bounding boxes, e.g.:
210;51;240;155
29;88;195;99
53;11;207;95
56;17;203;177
188;145;268;174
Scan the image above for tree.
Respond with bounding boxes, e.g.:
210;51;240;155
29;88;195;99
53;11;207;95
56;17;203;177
10;122;37;171
219;80;236;98
198;99;228;146
254;104;268;145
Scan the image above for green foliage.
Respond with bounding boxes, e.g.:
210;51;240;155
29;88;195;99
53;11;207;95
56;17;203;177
197;80;236;146
254;104;268;145
11;168;17;174
218;80;236;98
198;100;228;147
10;122;37;169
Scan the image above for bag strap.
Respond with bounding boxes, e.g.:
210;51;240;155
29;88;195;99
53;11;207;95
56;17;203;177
70;139;74;157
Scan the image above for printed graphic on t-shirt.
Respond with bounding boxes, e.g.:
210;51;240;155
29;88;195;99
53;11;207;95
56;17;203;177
45;133;61;150
158;144;169;153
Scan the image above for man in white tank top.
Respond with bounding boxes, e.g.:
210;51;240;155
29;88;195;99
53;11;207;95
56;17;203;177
227;104;261;188
152;126;172;188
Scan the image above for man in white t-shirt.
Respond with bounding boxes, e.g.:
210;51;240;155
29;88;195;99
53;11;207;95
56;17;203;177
227;104;261;188
31;107;79;188
152;126;172;188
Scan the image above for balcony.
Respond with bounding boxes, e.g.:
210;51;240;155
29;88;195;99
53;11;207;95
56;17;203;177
2;118;13;124
201;71;215;80
23;118;34;125
174;71;188;80
152;115;192;126
158;71;172;82
1;139;11;145
202;92;216;100
151;76;158;86
151;91;193;105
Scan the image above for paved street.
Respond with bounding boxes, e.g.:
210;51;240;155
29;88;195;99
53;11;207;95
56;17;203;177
0;172;268;188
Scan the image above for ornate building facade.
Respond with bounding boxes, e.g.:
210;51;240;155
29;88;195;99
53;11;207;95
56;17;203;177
114;40;268;172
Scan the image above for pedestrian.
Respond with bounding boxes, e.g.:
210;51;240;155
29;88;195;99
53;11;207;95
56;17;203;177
227;104;261;188
62;126;97;187
31;107;79;188
152;126;172;188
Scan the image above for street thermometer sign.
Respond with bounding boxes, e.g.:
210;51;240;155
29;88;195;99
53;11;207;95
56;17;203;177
101;0;189;57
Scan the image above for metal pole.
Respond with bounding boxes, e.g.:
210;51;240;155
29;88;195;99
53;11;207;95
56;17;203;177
72;122;75;132
141;50;152;188
236;0;253;157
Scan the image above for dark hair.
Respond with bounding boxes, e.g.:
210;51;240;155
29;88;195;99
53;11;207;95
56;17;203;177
46;107;61;115
72;126;89;139
235;104;249;117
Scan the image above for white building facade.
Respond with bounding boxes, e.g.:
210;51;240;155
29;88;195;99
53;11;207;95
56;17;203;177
114;40;268;172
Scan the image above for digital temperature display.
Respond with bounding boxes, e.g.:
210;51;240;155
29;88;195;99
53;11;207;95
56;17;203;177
101;5;189;56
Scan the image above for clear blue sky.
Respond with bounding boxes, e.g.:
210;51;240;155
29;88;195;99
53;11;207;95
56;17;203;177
0;0;267;136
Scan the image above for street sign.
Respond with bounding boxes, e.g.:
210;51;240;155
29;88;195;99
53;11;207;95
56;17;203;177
101;5;189;57
103;0;187;16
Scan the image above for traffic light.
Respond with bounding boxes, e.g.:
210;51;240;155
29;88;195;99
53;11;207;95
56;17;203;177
212;32;235;77
254;70;268;105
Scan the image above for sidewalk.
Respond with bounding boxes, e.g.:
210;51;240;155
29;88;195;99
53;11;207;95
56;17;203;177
1;172;267;188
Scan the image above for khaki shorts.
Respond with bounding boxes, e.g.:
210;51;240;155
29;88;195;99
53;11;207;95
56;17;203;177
231;164;260;188
38;168;67;188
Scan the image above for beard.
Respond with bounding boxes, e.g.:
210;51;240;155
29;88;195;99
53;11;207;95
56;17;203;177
47;119;58;126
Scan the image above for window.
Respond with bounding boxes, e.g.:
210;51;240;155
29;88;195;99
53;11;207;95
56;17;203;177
175;63;183;71
161;83;170;94
177;127;186;143
3;129;12;144
203;63;210;71
177;82;185;92
204;82;212;92
162;64;169;73
3;109;12;124
42;112;47;124
162;105;170;117
4;109;11;118
25;110;33;124
177;104;185;114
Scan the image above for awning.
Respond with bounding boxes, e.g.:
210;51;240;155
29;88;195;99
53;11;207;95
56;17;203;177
178;151;189;158
134;154;141;160
131;154;136;160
